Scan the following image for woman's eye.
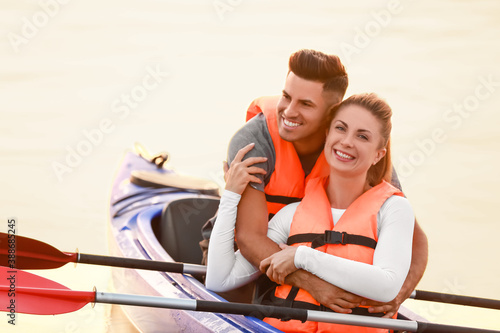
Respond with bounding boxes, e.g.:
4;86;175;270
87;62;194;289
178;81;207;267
358;135;368;140
335;126;345;131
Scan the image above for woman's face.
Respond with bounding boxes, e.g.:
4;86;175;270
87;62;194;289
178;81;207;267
324;104;387;179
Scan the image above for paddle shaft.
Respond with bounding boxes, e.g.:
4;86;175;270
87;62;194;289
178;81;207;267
412;290;500;310
3;232;500;312
0;263;498;333
78;253;206;276
95;292;500;333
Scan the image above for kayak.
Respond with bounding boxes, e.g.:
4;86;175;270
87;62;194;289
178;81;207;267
108;145;426;332
109;146;281;332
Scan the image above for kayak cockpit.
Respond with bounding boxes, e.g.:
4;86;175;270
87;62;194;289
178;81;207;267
153;196;219;265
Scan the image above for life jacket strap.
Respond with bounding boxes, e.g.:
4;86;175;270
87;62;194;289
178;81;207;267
265;193;302;205
287;230;377;249
265;290;385;318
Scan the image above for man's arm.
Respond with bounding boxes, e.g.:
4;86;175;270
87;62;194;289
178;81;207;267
235;185;280;266
235;186;362;313
363;219;428;317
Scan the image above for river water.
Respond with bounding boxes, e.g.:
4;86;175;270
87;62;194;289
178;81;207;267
1;0;500;332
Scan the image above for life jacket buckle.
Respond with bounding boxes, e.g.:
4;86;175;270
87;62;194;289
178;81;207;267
324;230;348;245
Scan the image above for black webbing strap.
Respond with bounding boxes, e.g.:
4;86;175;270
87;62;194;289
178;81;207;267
287;230;377;249
283;286;300;309
264;291;385;318
265;194;302;205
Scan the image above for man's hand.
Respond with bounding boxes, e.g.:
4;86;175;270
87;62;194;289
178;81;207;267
361;294;403;318
285;270;362;314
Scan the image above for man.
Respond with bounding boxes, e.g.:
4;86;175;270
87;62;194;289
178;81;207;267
222;49;428;316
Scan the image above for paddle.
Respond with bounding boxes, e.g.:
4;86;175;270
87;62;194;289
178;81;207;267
3;233;500;312
410;290;500;310
1;267;499;333
0;232;205;277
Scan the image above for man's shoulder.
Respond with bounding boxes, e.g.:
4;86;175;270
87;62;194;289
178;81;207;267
237;112;269;136
228;113;276;192
228;113;273;160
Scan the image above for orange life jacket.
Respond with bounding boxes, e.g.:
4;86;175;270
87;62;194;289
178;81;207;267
245;96;330;219
264;177;403;333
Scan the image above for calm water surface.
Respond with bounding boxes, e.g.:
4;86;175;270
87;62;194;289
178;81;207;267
1;0;500;331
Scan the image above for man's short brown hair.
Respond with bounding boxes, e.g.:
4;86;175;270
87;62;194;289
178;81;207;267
289;49;348;100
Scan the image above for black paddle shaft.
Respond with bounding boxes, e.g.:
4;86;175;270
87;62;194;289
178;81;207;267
78;253;192;275
415;290;500;310
418;322;500;333
196;300;308;322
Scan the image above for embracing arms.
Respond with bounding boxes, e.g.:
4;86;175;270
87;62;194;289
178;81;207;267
235;182;365;313
211;141;429;315
260;196;415;303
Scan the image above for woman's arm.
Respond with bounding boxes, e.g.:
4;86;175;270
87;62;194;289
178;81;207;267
205;190;261;291
263;196;415;302
205;143;268;292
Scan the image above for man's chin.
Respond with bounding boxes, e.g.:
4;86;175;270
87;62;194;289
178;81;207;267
278;127;299;142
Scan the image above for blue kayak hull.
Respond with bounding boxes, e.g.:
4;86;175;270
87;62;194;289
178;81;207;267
109;151;282;332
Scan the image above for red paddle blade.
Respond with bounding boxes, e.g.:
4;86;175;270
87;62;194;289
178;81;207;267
0;232;77;269
0;266;95;315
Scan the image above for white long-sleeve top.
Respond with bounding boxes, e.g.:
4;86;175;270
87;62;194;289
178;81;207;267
205;190;414;302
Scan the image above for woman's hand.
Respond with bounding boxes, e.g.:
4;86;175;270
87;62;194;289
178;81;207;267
259;244;298;285
224;143;267;195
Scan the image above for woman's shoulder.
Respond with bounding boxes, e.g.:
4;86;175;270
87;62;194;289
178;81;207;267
278;201;301;215
379;195;414;219
269;202;301;226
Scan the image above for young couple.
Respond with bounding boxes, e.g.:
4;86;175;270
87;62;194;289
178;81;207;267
205;49;428;332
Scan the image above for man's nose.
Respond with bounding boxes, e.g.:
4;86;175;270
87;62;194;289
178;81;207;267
283;102;299;118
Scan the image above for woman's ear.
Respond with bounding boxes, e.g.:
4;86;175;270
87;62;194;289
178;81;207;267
373;148;387;165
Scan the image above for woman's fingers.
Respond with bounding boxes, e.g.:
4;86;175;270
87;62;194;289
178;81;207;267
222;160;229;182
246;166;267;175
259;257;271;274
233;143;256;163
224;143;267;194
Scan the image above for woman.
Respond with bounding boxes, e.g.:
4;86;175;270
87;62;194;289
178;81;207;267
206;93;415;332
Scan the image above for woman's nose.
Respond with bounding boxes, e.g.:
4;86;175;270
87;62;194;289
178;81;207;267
340;134;354;147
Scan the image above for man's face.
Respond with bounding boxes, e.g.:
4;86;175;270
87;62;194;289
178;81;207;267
276;72;336;149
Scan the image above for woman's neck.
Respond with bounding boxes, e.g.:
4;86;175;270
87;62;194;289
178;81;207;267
326;172;371;209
